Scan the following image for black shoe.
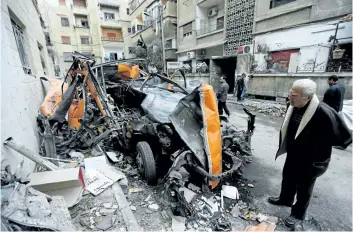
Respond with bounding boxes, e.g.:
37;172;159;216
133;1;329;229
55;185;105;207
267;197;292;207
284;215;301;227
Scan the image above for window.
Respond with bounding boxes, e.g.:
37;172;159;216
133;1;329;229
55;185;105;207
128;28;132;33
63;52;73;62
61;36;70;44
127;8;130;15
216;16;224;30
165;39;172;49
132;26;135;34
107;33;116;38
81;20;89;28
61;17;69;27
110;53;118;61
73;0;86;7
59;0;66;5
104;12;115;20
11;19;31;74
270;0;296;9
80;36;89;44
137;25;143;31
183;22;192;38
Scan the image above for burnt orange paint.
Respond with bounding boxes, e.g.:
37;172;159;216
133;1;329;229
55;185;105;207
200;84;222;189
68;99;85;129
40;78;68;118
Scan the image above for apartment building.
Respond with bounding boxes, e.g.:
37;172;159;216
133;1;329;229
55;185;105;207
247;0;352;100
1;0;55;174
125;0;178;70
38;0;131;75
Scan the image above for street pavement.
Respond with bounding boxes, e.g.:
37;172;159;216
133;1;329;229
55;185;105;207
227;103;352;231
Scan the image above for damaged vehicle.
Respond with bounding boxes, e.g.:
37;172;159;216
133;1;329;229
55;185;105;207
38;52;256;193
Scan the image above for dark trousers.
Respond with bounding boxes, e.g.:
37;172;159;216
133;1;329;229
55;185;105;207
218;101;230;116
237;87;243;101
279;155;329;219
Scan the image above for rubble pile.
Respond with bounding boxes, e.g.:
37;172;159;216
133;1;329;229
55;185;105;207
230;98;287;117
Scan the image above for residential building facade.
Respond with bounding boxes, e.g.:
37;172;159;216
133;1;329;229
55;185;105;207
38;0;131;76
1;0;55;174
247;0;352;100
125;0;178;71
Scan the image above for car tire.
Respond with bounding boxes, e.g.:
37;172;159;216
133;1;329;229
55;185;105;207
136;141;157;185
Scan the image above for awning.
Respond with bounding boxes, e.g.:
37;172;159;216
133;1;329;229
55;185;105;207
176;40;226;54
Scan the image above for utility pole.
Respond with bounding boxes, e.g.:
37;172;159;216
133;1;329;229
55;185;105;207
159;4;166;73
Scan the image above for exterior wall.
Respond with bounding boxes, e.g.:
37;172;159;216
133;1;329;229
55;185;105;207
254;0;352;34
101;28;123;39
247;73;352;100
1;0;55;175
253;19;352;73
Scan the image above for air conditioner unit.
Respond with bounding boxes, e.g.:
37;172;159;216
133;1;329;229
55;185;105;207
208;7;218;18
240;44;254;55
187;51;195;59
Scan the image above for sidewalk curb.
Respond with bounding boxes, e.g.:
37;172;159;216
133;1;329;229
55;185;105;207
112;183;141;231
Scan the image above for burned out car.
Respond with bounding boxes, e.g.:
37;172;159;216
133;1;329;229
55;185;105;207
105;68;256;189
38;53;255;194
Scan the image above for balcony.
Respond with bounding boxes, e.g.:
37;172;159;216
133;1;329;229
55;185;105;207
101;37;124;42
196;21;224;38
128;0;145;13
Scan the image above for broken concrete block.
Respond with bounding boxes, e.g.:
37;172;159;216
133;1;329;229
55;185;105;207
100;208;117;216
172;216;186;232
247;184;254;188
96;214;115;231
148;204;159;211
103;203;113;208
28;168;85;207
130;206;137;211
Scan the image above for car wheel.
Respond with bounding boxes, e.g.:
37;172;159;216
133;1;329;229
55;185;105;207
136;141;157;185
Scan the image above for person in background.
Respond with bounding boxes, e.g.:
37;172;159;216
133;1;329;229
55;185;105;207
241;73;249;100
268;79;351;228
217;76;230;117
236;73;245;101
323;75;345;113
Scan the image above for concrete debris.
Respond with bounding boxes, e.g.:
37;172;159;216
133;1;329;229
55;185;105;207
2;183;76;231
100;208;117;215
229;98;286;117
256;213;268;222
231;205;241;218
103;202;113;208
172;216;186;232
247;183;254;188
129;187;143;193
148;204;159;211
106;151;119;163
95;214;115;231
130;206;137;211
28;167;85;207
144;194;152;202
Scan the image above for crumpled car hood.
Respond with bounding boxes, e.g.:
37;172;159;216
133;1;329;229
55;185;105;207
140;88;186;124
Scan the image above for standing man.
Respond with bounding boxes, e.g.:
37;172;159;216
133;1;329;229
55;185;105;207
236;73;245;101
217;77;230;117
323;75;345;112
268;79;351;228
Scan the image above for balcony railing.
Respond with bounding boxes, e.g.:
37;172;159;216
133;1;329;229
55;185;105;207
74;25;90;29
101;37;124;41
128;0;144;13
196;21;224;37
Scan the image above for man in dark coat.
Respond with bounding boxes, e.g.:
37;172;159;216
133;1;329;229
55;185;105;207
236;73;245;101
323;75;345;112
217;76;230;117
268;79;352;228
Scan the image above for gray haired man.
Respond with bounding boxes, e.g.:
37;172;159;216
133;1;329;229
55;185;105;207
268;79;351;227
